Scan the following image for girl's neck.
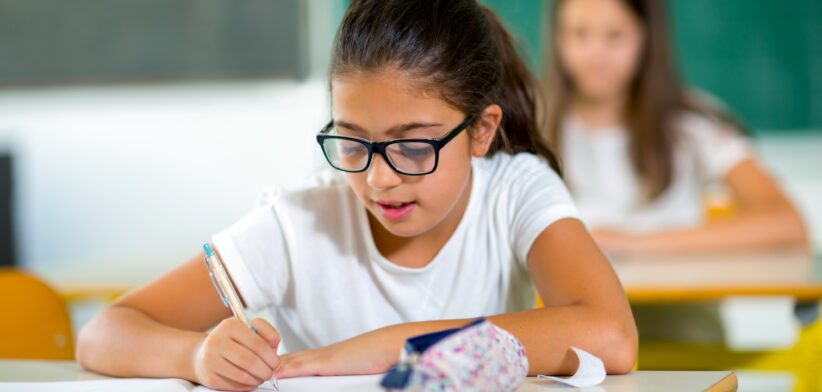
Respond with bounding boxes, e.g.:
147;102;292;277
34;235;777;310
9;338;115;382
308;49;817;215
570;92;628;130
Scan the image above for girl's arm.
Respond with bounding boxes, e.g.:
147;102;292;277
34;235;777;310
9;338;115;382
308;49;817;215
592;158;809;255
76;252;281;391
275;218;638;378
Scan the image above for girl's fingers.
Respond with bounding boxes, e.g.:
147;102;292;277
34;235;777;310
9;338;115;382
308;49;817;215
228;321;280;370
211;371;258;392
251;318;281;349
216;353;265;387
222;340;273;383
199;352;258;391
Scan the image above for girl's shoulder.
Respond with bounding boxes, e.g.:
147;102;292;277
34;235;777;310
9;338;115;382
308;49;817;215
673;110;751;179
474;152;566;196
476;151;559;175
674;89;747;144
674;110;746;149
254;169;353;209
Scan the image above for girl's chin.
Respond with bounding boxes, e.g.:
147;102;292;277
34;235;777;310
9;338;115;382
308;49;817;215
371;211;431;238
376;218;426;238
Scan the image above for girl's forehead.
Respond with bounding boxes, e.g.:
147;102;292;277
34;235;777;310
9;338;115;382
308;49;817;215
329;70;460;127
559;0;640;29
331;70;433;106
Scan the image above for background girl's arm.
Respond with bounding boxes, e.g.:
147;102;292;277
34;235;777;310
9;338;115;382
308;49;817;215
275;218;638;378
76;252;281;391
593;158;808;255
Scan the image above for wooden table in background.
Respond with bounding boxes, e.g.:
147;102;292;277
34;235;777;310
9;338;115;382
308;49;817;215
612;248;822;303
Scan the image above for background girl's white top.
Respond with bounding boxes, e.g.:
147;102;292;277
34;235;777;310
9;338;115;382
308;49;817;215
213;153;578;353
561;113;751;234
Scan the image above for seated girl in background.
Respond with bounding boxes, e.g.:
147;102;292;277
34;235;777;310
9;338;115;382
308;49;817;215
541;0;808;255
76;1;637;390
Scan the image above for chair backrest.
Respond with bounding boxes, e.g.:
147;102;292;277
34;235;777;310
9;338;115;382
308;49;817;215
0;268;73;359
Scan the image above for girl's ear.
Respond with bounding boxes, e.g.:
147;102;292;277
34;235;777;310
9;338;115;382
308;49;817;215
470;104;503;158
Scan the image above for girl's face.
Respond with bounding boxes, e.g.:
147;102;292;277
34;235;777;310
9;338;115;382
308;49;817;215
330;69;498;239
556;0;645;101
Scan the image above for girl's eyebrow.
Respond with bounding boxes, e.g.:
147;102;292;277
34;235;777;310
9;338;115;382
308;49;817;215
334;120;443;136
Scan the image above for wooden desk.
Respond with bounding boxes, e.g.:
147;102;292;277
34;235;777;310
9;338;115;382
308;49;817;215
0;359;737;391
612;249;822;303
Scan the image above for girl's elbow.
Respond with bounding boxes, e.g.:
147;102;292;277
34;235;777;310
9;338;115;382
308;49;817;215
606;338;637;375
75;327;93;369
781;207;810;248
75;319;100;370
75;308;113;371
792;216;810;248
602;319;638;374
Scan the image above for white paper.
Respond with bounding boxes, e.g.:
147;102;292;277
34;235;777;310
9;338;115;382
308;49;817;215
0;375;386;392
0;378;194;392
537;346;606;387
193;374;383;392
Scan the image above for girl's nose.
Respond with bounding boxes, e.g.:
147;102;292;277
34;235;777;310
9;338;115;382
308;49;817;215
367;154;402;190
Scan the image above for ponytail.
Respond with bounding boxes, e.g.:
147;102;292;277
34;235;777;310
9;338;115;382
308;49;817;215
480;7;561;173
332;0;561;174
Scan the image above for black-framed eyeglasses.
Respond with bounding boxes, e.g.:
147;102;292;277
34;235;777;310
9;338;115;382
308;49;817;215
316;115;476;176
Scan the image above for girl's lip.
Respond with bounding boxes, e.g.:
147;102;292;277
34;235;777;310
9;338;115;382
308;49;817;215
375;201;416;221
375;199;408;206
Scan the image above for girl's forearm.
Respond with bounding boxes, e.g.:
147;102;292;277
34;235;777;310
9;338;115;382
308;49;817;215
637;208;808;254
379;305;636;375
76;305;205;381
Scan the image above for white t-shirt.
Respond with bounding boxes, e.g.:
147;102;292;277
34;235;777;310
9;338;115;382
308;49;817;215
212;153;578;353
561;112;750;233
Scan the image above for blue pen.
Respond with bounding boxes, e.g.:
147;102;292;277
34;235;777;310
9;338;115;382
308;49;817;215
203;243;279;391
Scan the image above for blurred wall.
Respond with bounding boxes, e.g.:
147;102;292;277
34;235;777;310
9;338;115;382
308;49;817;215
0;80;328;286
0;0;341;286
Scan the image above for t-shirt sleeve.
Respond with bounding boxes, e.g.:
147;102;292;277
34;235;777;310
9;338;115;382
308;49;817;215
508;154;580;265
684;114;752;182
211;187;290;312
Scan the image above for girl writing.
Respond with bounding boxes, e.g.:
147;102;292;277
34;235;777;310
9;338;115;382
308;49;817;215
77;1;637;390
542;0;807;255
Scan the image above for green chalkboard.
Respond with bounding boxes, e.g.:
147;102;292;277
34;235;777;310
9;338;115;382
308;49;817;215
481;0;549;73
668;0;822;131
481;0;822;132
0;0;308;84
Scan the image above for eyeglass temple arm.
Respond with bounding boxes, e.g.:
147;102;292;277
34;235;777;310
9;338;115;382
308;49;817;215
438;115;476;146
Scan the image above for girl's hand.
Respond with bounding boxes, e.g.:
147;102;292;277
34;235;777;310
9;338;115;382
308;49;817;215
191;318;281;391
275;327;399;379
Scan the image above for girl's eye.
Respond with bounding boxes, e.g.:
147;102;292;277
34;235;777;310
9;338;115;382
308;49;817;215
572;27;588;40
342;143;367;156
606;30;624;43
398;144;433;160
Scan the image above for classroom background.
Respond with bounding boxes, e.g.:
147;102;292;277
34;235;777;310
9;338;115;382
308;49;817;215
0;1;820;391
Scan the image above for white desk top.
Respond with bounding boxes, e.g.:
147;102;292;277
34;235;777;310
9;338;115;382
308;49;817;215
0;359;737;392
612;248;822;302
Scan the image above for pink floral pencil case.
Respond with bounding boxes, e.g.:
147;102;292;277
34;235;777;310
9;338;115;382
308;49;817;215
380;318;529;391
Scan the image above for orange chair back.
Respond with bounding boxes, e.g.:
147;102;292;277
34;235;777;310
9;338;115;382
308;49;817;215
0;268;73;359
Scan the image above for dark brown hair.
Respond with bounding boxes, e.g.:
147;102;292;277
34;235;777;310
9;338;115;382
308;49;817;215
330;0;561;173
542;0;743;199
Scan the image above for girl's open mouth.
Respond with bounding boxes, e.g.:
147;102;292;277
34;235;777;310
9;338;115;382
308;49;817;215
375;201;416;221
